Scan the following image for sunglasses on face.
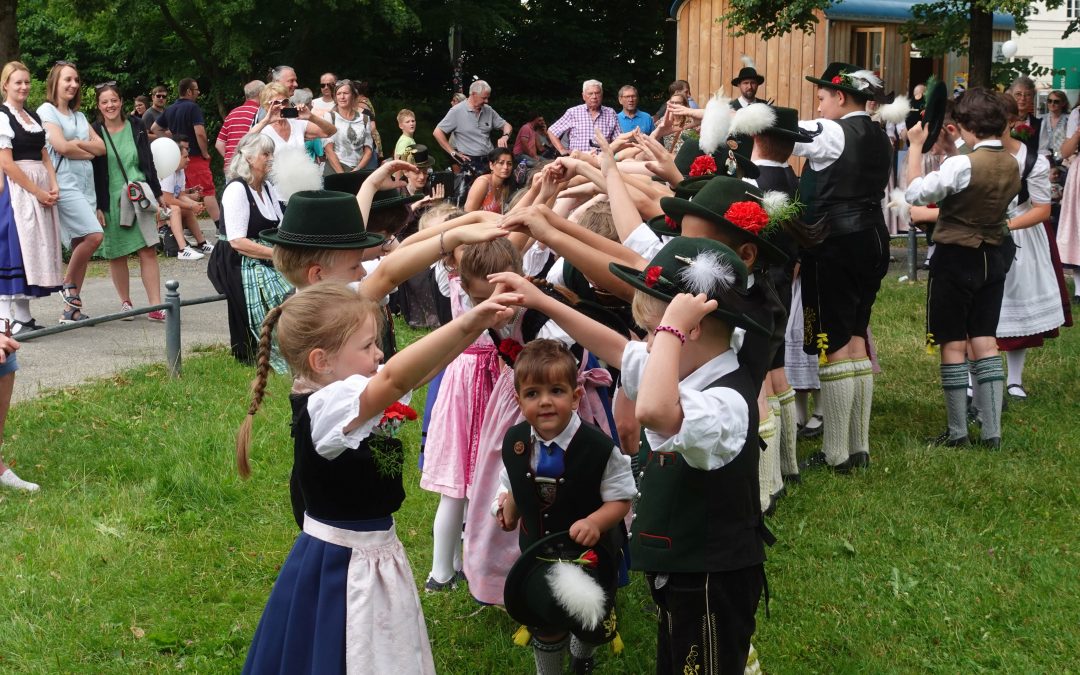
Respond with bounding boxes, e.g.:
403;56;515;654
270;99;290;106
154;94;166;98
1048;99;1064;104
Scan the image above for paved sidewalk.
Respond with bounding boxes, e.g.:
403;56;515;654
11;235;231;404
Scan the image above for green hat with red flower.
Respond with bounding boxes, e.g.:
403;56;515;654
608;237;770;335
503;531;619;642
806;62;885;102
653;176;790;265
672;137;759;181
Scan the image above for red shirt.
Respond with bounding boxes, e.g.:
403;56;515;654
513;123;536;157
216;100;260;167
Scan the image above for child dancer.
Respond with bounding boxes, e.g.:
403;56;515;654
491;236;774;674
237;281;522;674
494;339;634;674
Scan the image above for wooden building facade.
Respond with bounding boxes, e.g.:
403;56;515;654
671;0;1014;120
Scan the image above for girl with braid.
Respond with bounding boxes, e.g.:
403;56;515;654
236;281;522;675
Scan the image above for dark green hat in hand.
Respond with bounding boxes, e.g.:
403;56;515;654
761;106;817;144
609;237;770;335
655;176;789;265
259;190;385;250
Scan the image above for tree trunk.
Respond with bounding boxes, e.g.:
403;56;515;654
0;0;18;64
968;3;993;89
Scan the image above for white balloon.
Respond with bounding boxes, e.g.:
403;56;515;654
1001;40;1018;59
151;137;181;180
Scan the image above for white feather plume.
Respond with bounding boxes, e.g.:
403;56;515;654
699;94;733;155
848;69;883;91
547;562;606;630
886;188;911;222
728;103;776;138
741;54;755;68
761;190;791;220
875;95;912;125
677;250;736;296
269;145;322;204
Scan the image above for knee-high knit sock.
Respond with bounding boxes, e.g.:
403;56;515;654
794;390;809;426
766;395;783;494
975;356;1005;441
818;360;856;465
532;636;568;675
430;494;466;584
758;412;777;513
1005;349;1027;389
941;362;970;441
777;387;799;478
848;358;874;456
569;635;598;661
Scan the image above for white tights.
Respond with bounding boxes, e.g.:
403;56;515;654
429;494;466;584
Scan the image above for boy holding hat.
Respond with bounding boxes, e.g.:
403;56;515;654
904;88;1019;448
494;339;635;675
491;236;774;675
791;63;893;473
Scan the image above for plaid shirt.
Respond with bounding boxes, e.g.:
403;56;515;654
548;104;618;153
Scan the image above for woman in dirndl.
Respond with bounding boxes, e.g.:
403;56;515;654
0;61;63;334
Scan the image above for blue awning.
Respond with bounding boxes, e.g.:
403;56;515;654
669;0;1015;30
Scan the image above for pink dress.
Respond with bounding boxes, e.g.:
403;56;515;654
419;276;503;498
462;312;616;606
1057;160;1080;267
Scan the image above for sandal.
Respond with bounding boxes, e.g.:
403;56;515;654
60;305;89;324
62;283;82;309
10;318;44;335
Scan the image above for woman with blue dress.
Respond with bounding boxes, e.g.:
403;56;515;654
37;61;104;323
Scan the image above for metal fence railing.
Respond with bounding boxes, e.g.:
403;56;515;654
15;280;225;379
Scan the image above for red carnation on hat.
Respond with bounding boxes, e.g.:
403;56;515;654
499;338;524;363
831;75;843;85
688;155;717;177
664;215;678;230
644;266;663;288
724;201;770;235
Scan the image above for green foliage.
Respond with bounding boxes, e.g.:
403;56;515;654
721;0;830;39
991;57;1066;89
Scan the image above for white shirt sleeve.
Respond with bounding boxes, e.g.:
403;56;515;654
618;341;648;403
544;257;565;286
222;181;252;241
792;118;845;169
623;222;666;259
1025;155;1053;206
491;466;512;517
0;114;13;149
306;374;412;461
905;154;972;206
1067;109;1080;138
598;448;636;501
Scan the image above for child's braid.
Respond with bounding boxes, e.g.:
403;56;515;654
236;304;285;479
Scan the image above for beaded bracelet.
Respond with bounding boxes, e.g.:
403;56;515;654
654;325;686;344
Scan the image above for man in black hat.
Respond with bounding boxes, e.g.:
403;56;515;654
731;61;767;111
791;62;893;475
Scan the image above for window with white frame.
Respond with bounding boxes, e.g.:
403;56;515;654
1069;0;1079;20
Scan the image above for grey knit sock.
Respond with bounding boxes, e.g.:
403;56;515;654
819;360;856;465
848;358;874;455
532;636;568;675
941;362;970;441
569;634;597;660
777;387;799;478
974;356;1005;441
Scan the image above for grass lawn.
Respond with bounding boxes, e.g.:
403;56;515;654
0;279;1077;673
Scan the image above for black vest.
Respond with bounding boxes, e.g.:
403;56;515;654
755;164;800;274
799;115;891;236
630;365;770;573
0;106;46;162
502;420;622;556
289;393;406;521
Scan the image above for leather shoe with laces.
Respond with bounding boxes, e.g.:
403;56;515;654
928;431;968;447
799;451;854;474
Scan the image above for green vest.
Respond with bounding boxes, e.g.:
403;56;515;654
933;146;1020;248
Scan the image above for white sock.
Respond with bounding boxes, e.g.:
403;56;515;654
12;299;31;323
819;360;856;465
758;413;777;512
848;358;873;455
766;396;783;494
0;468;40;492
0;296;11;323
1005;349;1027;389
430;494;466;584
1072;269;1080;294
777;388;799;477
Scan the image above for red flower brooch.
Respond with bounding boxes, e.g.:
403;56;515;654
688;155;717;177
664;215;678;230
499;338;524;363
724;201;770;235
644;266;663;288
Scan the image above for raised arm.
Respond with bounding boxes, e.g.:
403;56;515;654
356;159;419;223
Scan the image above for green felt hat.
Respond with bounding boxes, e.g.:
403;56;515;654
609;237;770;335
673;137;759;181
761;106;817;144
503;531;619;641
259;190;384;250
806;62;883;102
919;78;948;153
322;168;424;211
656;176;789;265
646;176;711;232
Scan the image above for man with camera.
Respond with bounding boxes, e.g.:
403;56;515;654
433;80;512;176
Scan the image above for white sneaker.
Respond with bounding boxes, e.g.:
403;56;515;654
120;300;135;320
0;469;40;492
177;247;205;261
193;241;215;254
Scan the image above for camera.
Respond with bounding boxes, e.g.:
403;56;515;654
280;107;299;119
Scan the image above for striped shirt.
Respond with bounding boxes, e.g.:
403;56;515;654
216;100;260;167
